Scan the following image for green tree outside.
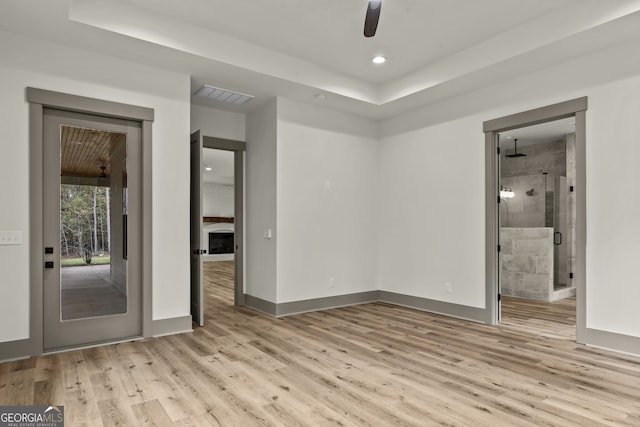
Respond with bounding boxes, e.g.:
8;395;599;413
60;184;111;265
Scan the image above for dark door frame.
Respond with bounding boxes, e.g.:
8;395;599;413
191;132;246;325
483;97;587;344
42;108;142;351
203;136;246;306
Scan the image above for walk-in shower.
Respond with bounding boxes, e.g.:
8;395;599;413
500;172;572;301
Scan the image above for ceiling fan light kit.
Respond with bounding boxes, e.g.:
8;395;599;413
98;164;107;179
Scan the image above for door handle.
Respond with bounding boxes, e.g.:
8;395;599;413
201;249;207;254
193;249;207;254
553;231;563;245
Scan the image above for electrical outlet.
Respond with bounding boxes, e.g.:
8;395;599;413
445;282;452;293
0;231;22;245
329;277;335;288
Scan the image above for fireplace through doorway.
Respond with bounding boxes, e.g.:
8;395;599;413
209;232;234;255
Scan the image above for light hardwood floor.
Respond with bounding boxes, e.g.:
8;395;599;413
501;295;577;341
1;261;639;426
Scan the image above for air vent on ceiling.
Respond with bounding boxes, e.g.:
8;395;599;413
194;85;254;105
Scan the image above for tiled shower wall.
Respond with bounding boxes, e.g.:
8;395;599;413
501;227;554;301
502;139;566;177
500;174;546;228
500;135;576;291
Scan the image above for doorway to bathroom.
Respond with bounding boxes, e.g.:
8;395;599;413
497;118;577;339
483;97;587;344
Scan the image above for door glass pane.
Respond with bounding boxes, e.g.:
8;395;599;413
59;125;128;320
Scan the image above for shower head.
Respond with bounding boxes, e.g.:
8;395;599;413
505;139;527;158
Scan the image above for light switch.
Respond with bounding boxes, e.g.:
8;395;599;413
324;181;332;191
0;231;23;245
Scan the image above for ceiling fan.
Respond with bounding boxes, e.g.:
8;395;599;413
364;0;382;37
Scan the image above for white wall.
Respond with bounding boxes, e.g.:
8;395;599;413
585;78;640;337
0;31;191;342
245;99;278;302
276;99;378;303
244;98;379;304
379;58;640;339
378;117;486;308
190;104;245;140
203;183;234;217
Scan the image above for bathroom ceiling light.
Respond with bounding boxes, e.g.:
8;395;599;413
500;186;515;199
371;55;387;64
205;166;212;171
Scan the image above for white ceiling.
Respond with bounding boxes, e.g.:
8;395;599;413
116;0;576;85
499;118;575;147
3;0;640;120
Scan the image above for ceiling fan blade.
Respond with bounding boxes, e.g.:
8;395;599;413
364;0;382;38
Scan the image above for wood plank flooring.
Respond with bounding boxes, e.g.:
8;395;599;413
501;296;576;341
2;261;639;426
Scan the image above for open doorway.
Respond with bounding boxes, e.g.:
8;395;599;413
190;132;245;326
483;97;587;344
202;148;236;308
498;118;577;340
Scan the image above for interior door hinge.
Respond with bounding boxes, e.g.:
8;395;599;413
498;293;501;302
497;196;501;204
497;244;501;253
497;146;501;155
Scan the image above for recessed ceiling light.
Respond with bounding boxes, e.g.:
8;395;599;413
505;136;513;139
371;55;387;64
205;166;212;171
315;93;327;100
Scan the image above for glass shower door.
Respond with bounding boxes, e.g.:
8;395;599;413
545;174;569;289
